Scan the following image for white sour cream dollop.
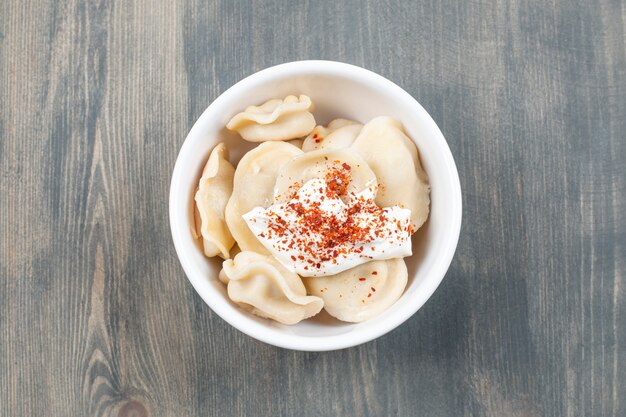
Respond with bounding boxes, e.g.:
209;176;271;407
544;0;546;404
243;178;412;277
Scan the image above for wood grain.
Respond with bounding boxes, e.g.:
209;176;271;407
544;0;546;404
1;0;624;416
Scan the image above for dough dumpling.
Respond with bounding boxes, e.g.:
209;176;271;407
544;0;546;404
273;148;377;203
220;251;324;324
225;141;303;254
302;119;363;152
226;95;316;142
351;117;430;230
194;143;236;259
303;258;407;322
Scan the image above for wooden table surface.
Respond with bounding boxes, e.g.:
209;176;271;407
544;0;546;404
2;0;625;416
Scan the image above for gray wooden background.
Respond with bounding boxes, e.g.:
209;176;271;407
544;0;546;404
1;0;625;416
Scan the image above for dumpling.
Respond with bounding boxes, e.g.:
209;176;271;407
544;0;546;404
273;148;378;203
226;95;316;142
302;258;407;322
220;251;324;324
225;141;303;254
302;119;355;147
194;143;236;259
302;119;363;152
351;117;430;230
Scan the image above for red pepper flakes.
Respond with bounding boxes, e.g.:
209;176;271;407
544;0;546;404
371;287;376;292
324;165;350;197
341;162;351;171
372;271;378;275
313;133;318;138
358;277;366;281
367;293;372;298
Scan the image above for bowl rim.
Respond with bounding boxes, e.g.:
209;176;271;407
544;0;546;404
169;60;462;351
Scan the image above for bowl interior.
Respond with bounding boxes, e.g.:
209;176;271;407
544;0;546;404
170;61;461;350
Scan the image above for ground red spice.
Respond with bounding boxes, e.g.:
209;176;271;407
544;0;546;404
324;165;350;197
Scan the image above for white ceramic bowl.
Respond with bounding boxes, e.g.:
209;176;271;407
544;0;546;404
170;60;462;351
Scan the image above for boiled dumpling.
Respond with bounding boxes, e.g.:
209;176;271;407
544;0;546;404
302;119;363;152
225;141;303;254
351;117;430;230
302;258;407;322
226;95;316;142
220;251;324;324
194;143;236;259
273;148;377;203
